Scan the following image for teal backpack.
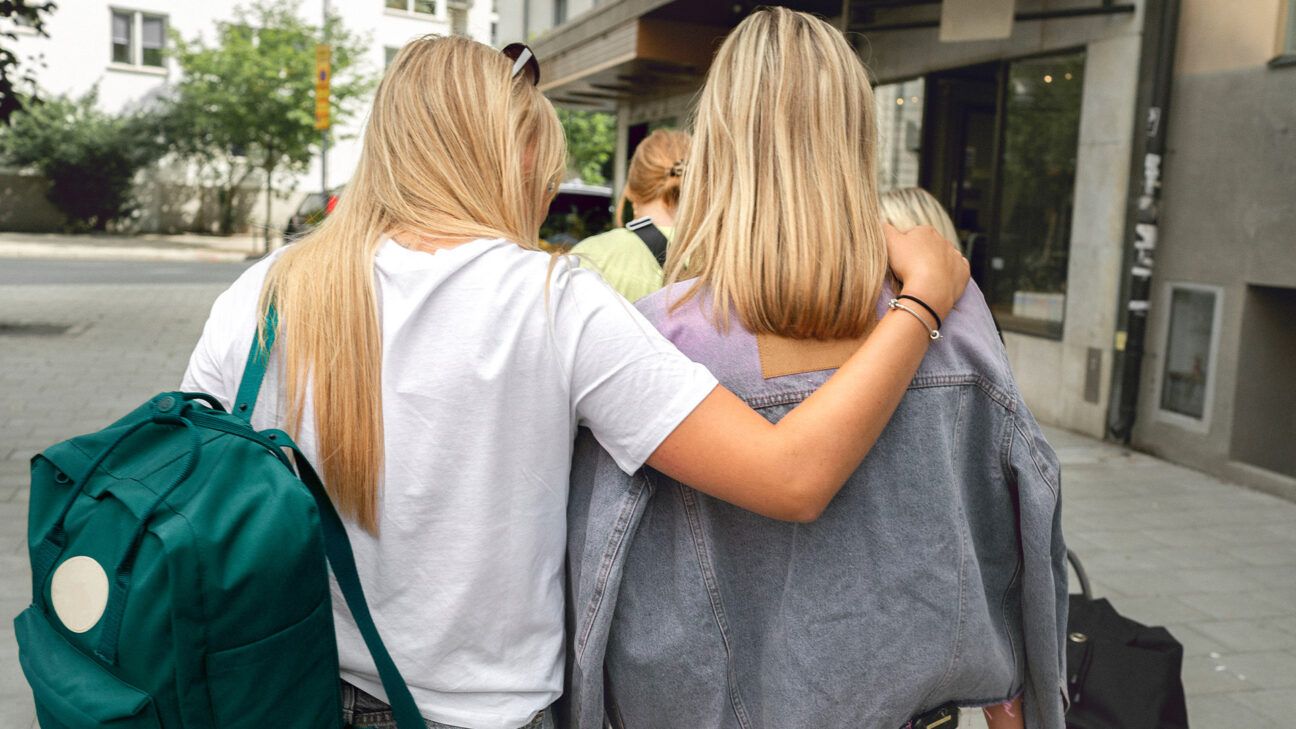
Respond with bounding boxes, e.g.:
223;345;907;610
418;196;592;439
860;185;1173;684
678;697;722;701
16;311;424;729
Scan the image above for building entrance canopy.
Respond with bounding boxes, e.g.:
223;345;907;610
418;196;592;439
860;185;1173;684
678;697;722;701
533;0;1136;106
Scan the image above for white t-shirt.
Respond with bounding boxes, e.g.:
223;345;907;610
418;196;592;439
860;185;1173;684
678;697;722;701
181;238;717;729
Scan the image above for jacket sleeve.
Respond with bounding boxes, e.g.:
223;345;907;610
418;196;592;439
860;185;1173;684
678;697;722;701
560;428;654;729
1005;406;1068;729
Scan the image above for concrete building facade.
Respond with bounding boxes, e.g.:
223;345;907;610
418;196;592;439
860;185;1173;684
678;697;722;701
0;0;497;234
1131;0;1296;500
500;0;1296;500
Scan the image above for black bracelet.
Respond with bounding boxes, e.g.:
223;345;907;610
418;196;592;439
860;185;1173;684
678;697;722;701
895;294;942;331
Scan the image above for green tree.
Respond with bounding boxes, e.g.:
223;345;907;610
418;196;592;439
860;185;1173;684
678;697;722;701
162;0;372;241
0;89;164;230
558;108;616;185
0;0;55;124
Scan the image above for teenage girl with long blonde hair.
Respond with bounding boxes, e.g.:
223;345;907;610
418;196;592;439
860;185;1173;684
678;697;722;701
182;34;967;729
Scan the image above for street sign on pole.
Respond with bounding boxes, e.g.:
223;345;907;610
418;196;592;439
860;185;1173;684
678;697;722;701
314;43;331;131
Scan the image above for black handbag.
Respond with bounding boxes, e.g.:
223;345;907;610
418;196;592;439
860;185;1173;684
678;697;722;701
1065;550;1190;729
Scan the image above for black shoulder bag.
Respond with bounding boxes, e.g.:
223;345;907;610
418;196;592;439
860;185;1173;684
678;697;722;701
1065;550;1189;729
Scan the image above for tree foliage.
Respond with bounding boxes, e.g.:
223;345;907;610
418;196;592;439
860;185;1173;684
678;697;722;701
0;0;55;124
161;0;372;236
0;89;164;230
558;108;616;185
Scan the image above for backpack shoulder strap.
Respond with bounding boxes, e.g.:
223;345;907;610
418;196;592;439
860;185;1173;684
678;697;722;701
238;303;424;728
233;304;278;422
626;216;668;266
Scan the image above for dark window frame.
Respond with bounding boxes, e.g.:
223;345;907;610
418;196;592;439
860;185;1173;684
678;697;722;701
987;49;1086;340
913;46;1088;340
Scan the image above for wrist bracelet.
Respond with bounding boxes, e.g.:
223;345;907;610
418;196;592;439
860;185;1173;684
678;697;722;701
889;299;942;341
895;294;942;331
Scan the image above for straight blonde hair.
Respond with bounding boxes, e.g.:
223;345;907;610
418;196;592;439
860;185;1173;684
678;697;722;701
259;36;566;533
666;8;888;340
880;187;959;250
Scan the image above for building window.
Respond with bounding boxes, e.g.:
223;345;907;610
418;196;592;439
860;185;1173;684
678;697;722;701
449;6;468;35
112;11;133;64
874;78;924;192
1159;284;1222;423
384;46;399;68
554;0;567;26
1284;0;1296;55
141;15;165;66
988;52;1086;338
387;0;436;15
111;10;166;68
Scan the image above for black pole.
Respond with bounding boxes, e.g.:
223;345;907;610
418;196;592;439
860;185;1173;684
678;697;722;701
1106;0;1181;442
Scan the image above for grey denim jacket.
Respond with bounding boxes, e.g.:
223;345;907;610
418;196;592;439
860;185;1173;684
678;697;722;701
562;281;1067;729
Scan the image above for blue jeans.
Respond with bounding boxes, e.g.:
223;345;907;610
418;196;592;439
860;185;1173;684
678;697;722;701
341;681;553;729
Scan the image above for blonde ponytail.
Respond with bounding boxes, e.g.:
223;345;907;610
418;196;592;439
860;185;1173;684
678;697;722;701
615;128;691;226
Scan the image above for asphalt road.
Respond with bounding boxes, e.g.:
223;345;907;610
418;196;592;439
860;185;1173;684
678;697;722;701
0;258;253;286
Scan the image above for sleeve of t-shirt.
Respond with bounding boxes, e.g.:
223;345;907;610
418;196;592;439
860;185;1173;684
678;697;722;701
549;259;718;475
180;287;240;410
180;259;272;409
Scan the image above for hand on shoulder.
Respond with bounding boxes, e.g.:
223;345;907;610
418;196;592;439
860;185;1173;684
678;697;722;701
883;223;970;320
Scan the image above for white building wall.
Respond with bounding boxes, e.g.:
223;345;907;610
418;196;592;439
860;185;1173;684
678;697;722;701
1;0;496;233
496;0;598;44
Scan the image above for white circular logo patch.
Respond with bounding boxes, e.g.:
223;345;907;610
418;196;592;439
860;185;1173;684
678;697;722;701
50;556;109;634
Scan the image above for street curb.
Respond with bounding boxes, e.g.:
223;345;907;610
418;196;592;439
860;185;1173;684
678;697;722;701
0;243;252;263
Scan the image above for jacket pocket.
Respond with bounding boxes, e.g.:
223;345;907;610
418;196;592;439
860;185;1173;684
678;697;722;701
205;597;341;729
15;606;162;728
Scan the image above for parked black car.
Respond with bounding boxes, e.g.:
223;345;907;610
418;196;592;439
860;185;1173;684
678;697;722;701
540;182;613;250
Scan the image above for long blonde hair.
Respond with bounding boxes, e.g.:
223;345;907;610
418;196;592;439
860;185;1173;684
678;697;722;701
260;36;566;533
880;187;959;250
614;128;690;226
666;7;888;340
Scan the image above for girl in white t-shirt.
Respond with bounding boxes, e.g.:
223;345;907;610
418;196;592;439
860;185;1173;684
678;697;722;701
181;36;968;729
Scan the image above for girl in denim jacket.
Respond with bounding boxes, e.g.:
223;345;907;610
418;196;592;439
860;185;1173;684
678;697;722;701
564;9;1066;729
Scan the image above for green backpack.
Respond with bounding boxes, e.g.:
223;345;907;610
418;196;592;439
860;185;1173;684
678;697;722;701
16;311;424;729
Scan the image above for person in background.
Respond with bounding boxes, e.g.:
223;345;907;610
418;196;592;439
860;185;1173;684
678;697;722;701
570;129;689;301
563;9;1064;729
881;186;960;250
883;186;1008;343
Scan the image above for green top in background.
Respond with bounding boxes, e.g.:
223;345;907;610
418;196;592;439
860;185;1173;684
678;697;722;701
571;226;673;303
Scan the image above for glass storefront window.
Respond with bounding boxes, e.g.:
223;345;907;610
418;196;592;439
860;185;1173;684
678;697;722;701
1160;285;1220;421
874;78;924;191
989;52;1085;338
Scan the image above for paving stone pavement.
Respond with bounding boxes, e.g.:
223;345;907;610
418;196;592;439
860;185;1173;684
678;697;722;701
2;271;1295;728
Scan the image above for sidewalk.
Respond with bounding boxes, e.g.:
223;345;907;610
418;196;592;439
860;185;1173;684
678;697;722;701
0;231;270;262
1049;428;1296;725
